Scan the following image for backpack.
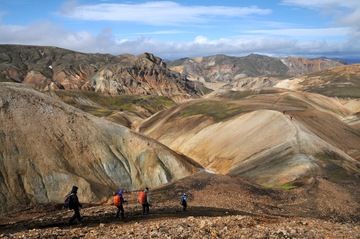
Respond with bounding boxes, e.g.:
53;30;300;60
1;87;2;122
64;193;75;209
138;191;146;204
113;194;122;207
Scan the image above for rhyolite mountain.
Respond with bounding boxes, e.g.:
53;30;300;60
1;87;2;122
281;56;345;76
140;89;360;187
0;83;201;213
168;54;343;83
0;44;208;102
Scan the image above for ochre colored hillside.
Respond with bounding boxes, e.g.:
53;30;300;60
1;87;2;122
0;83;201;213
140;90;360;187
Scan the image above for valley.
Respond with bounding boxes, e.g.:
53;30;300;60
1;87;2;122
0;45;359;238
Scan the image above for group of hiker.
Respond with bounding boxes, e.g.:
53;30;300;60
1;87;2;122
64;185;188;224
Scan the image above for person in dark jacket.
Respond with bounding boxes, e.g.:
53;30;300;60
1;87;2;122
68;185;82;224
143;187;150;215
180;193;188;211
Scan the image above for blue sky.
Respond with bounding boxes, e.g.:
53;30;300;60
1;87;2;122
0;0;359;59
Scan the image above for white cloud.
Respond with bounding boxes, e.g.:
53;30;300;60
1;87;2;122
133;30;190;36
111;36;359;59
282;0;360;30
0;22;117;53
59;1;271;25
194;36;208;44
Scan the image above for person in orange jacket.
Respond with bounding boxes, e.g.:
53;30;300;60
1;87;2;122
138;187;150;215
113;189;126;219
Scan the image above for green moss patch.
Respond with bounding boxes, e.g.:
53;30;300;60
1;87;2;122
179;100;246;122
55;90;176;117
305;72;360;98
315;152;356;182
279;182;297;190
261;182;297;190
218;89;286;100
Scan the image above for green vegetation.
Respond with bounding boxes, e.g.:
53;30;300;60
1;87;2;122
261;182;297;190
279;182;297;190
325;163;353;182
315;152;355;182
219;89;285;100
315;151;344;162
218;91;254;100
306;72;360;98
77;105;113;117
311;87;360;98
55;90;176;117
179;100;246;122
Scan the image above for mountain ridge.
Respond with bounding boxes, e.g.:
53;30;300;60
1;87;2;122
168;54;344;83
0;44;209;102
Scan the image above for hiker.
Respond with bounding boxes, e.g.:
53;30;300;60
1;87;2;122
65;185;82;224
138;187;150;215
113;189;126;219
180;193;188;211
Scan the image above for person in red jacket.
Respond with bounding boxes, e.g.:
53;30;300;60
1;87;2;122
138;187;150;215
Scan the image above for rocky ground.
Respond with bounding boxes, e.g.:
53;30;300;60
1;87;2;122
0;172;359;238
0;205;359;239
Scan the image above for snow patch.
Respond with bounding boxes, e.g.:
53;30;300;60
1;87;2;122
204;169;216;174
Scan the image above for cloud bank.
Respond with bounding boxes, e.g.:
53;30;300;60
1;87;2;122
0;1;358;59
0;21;358;59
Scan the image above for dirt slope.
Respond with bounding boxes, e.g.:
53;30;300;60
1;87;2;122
0;83;201;214
276;64;360;98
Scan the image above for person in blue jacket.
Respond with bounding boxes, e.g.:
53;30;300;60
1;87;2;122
180;193;188;211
